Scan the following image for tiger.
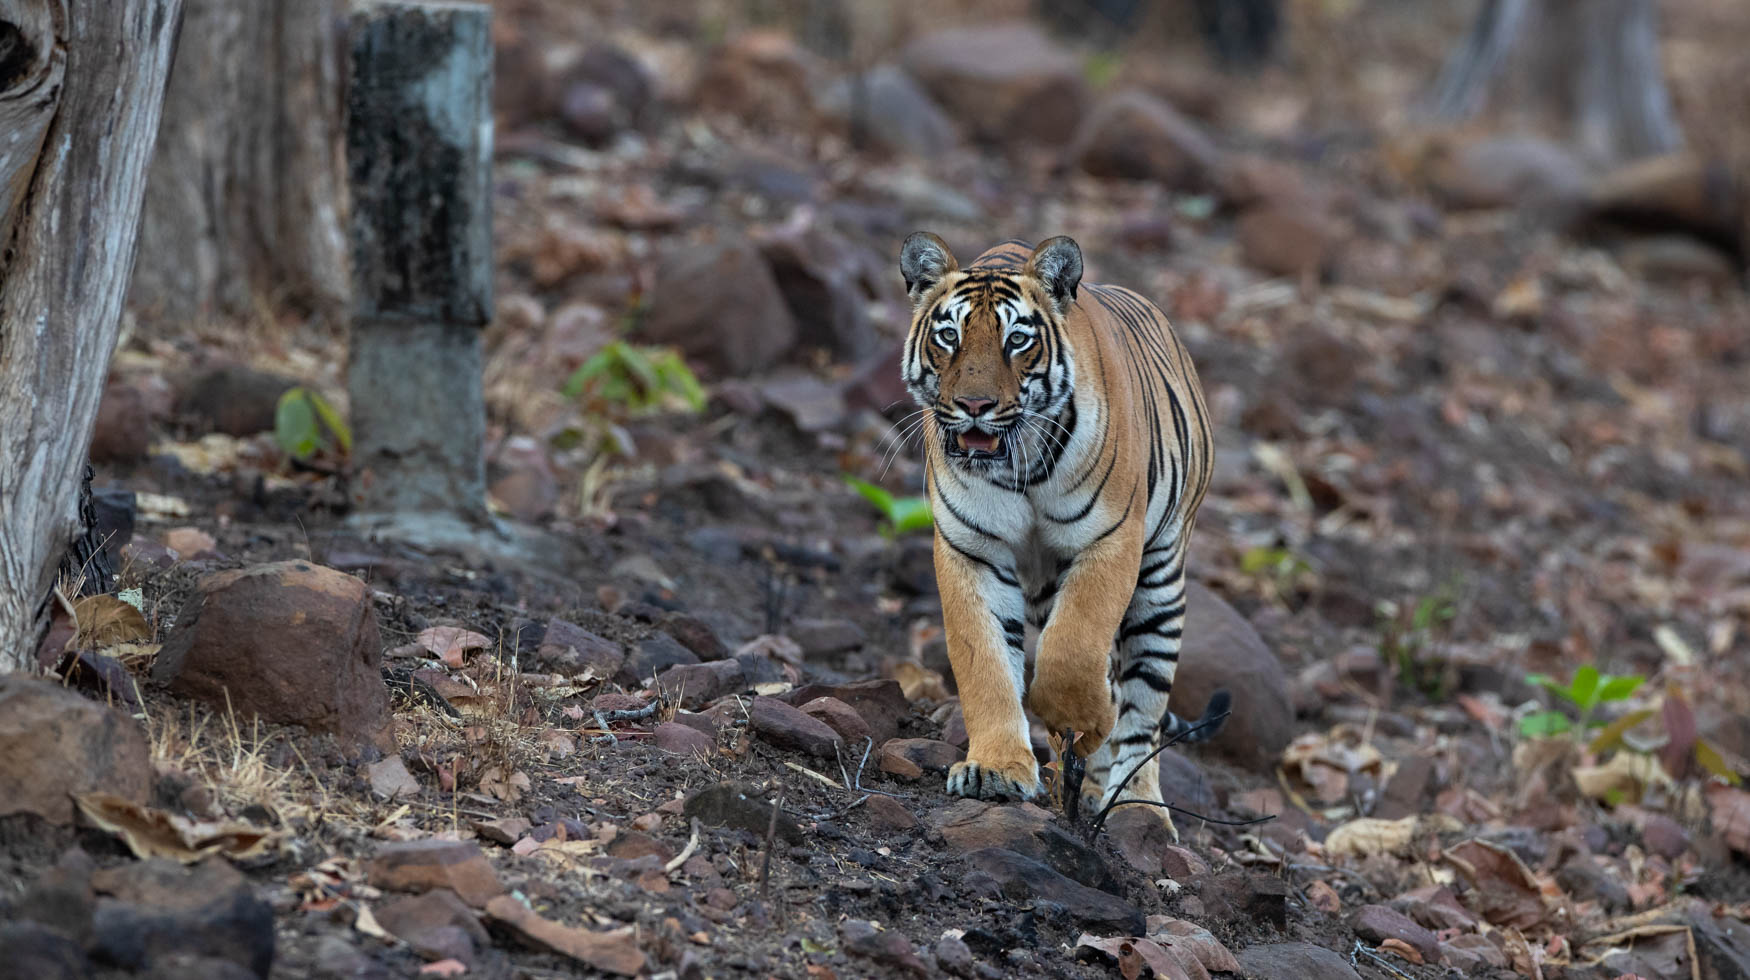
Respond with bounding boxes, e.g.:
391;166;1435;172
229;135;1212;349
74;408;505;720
898;233;1230;832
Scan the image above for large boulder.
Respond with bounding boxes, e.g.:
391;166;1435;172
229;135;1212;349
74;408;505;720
152;562;392;751
636;238;799;379
901;23;1086;145
817;65;960;160
0;676;151;824
756;216;886;363
1175;582;1293;771
1069;90;1223;190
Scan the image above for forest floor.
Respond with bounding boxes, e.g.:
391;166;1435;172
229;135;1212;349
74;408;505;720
6;1;1750;979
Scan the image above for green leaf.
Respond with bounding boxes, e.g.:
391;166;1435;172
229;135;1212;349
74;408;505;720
844;476;896;518
799;938;833;954
1569;665;1602;712
305;389;352;455
889;496;933;534
1519;711;1572;738
1596;675;1645;703
274;388;323;458
1587;708;1656;755
1696;739;1742;786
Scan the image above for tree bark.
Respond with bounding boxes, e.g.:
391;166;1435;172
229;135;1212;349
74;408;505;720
128;0;348;327
0;0;181;673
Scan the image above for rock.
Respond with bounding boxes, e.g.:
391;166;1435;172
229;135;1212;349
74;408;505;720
558;82;623;146
878;738;963;780
176;366;299;437
484;895;644;976
801;697;872;746
151;562;392;751
749;696;843;758
1418;134;1591;211
606;830;675;863
1162;844;1211;880
659;660;747;709
1618;235;1737;289
962;848;1143;934
91;486;137;560
934;935;977;978
694;31;823;130
941;705;968;747
567;44;653;126
1070;89;1222;190
661;613;728;661
304;937;388;980
0;677;151;824
1351;904;1440;964
15;850;97;946
1441;934;1508;971
368;840;504;909
374;889;488;964
636;238;798;379
929;799;1115;891
1105;807;1182;877
1585;152;1743;250
654;721;716;758
1176;582;1294;771
778;679;909;745
683;782;804;844
758;217;883;363
840;919;930;975
90;378;153;463
366;756;421;801
1235;942;1361;980
1157;749;1219;815
901;23;1086;144
1237;204;1335;278
470;816;531;846
616;633;700;688
536;618;625;676
865;794;919;832
843;347;909;421
1640;813;1691;859
1199;872;1289;930
788;618;867;658
90;859;274;978
756;372;847;434
819;65;960;160
487;436;559;522
0;921;89;980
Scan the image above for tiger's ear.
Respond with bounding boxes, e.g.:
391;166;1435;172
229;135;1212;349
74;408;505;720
900;232;958;300
1025;236;1083;314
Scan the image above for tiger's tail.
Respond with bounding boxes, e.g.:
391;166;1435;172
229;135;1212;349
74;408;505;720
1159;689;1232;744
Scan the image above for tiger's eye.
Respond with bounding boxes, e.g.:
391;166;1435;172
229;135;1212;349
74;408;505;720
936;327;958;346
1008;333;1031;350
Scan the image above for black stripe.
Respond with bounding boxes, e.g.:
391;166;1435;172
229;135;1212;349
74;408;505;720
938;531;1018;588
1119;662;1173;692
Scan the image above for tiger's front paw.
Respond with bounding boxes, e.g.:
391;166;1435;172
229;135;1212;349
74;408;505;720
946;757;1041;801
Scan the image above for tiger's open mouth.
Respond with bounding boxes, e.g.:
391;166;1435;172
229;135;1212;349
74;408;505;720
950;429;1006;459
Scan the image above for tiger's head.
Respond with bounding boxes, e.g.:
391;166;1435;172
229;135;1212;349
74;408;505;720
898;233;1081;474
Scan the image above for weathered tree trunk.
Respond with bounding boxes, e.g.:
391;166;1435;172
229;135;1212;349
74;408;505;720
345;2;498;548
129;0;348;327
1424;0;1681;163
0;0;182;673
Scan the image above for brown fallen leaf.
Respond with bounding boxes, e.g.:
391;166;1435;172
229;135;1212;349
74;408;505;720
1076;934;1202;980
485;894;644;975
887;659;950;702
478;767;531;804
55;649;143;709
417;626;493;668
1378;938;1424;964
1148;919;1240;973
1445;838;1551;930
71;594;152;649
1706;784;1750;856
74;792;278;863
164;526;217;556
1306;879;1342;914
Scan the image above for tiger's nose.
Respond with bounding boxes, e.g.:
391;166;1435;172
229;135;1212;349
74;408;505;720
955;396;996;417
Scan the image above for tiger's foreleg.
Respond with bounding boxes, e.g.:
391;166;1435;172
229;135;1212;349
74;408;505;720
936;533;1039;800
1026;511;1142;766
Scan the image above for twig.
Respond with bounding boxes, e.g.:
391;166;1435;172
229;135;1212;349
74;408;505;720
782;760;843;790
1350;939;1416;980
589;699;663;746
1087;710;1276;838
664;818;702;874
758;788;786;903
833;736;903;798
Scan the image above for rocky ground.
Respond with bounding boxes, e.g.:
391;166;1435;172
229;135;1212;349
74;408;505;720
6;1;1750;978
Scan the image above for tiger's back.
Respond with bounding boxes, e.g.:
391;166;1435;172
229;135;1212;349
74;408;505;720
898;233;1223;828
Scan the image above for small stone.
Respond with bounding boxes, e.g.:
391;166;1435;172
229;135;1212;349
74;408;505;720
536;618;624;676
89;859;274;978
929;799;1115;891
779;679;909;745
1104;807;1177;877
662;613;728;661
151;562;392;751
934;935;977;978
788;618;866;658
616;634;699;688
0;676;151;824
749;696;843;758
1441;934;1508;970
605;830;674;863
704;887;737;910
901;23;1086;144
636;239;798;378
1640;813;1690;860
373;889;487;964
961;847;1142;934
1237;203;1335;278
0;921;89;980
657;660;746;709
682;782;804;844
366;756;421;801
1070;89;1221;190
654;721;716;758
1161;845;1210;880
176;365;297;437
1351;904;1440;964
469;817;531;846
864;794;919;832
1235;942;1361;980
368;840;504;909
879;738;963;780
840;919;929;975
1199;872;1289;930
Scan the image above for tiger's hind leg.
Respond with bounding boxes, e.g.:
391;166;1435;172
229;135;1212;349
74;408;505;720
1097;539;1190;838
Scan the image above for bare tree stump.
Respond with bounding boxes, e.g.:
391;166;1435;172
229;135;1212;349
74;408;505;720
1424;0;1681;163
0;0;182;673
129;0;350;327
345;1;499;548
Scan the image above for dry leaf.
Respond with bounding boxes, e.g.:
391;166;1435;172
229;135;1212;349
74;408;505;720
1076;934;1201;980
74;792;277;863
1707;785;1750;856
478;767;532;803
888;660;950;702
1325;814;1460;859
71;594;152;650
1378;938;1424;964
1445;838;1550;929
164;526;217;555
354;903;394;941
485;895;644;975
419;960;469;976
1306;879;1342;913
1148;919;1240;973
417;626;493;668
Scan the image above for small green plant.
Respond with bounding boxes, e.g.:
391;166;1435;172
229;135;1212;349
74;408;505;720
1082;50;1125;89
1240;545;1317;606
563;341;704;417
844;476;932;537
1378;586;1459;698
1518;665;1644;738
274;387;351;460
